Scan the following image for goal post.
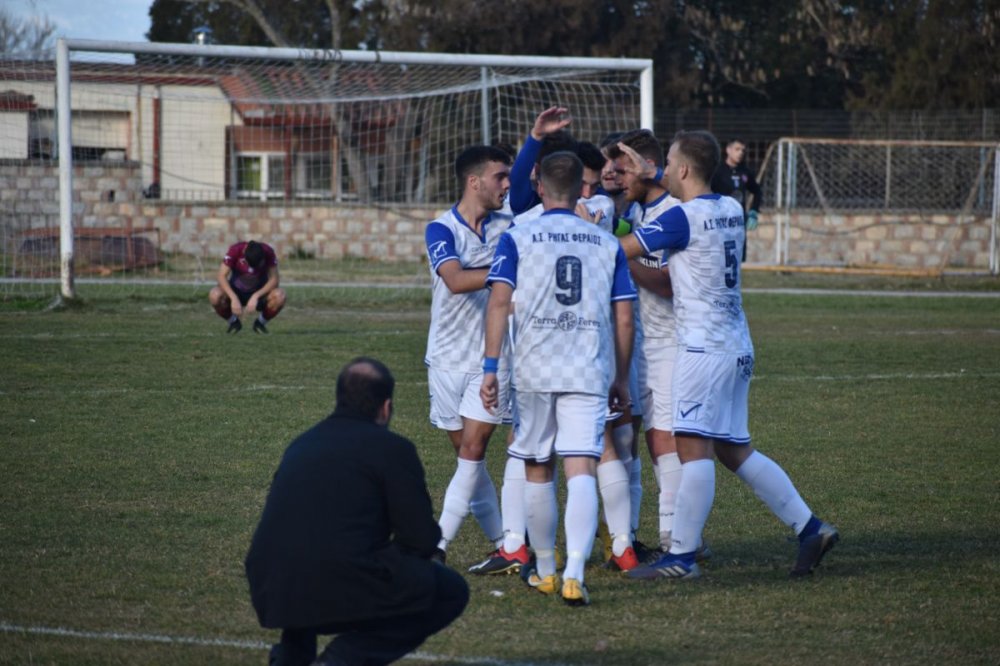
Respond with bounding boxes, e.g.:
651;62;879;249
39;39;653;299
757;137;1000;276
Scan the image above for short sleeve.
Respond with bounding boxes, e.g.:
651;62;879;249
425;222;459;272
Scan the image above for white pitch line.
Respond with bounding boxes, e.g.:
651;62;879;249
753;370;1000;382
0;622;550;666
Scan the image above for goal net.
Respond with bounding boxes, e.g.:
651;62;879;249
756;138;1000;275
0;41;651;299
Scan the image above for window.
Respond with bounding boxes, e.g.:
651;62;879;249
234;152;286;200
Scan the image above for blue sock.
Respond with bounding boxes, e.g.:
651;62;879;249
798;515;822;541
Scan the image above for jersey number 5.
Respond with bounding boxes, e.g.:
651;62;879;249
555;256;582;305
724;240;739;288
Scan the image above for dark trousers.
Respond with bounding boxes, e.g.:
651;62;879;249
270;564;469;666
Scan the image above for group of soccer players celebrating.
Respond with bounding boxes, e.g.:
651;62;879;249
424;107;838;607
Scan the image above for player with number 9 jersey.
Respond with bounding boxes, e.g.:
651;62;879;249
487;212;637;397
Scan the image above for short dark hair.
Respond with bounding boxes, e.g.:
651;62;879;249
604;128;664;167
539;151;583;203
671;130;721;182
574;141;607;172
334;357;395;421
599;131;625;150
455;145;512;183
536;130;577;166
244;240;267;270
726;137;746;147
490;139;517;161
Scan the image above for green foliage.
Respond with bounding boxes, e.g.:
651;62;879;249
1;283;999;663
147;0;999;110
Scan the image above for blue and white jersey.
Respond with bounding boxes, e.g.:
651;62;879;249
634;192;681;342
425;206;513;373
514;194;615;235
487;208;637;395
634;194;753;353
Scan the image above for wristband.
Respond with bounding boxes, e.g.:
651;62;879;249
483;357;499;374
652;166;664;183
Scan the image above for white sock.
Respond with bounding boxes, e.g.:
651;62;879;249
735;451;813;535
597;460;632;556
563;474;598;583
656;452;682;549
437;458;481;548
501;457;527;553
525;481;558;577
228;314;238;323
257;312;267;324
669;459;715;555
470;465;503;546
629;456;643;537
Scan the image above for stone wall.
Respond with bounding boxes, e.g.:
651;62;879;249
2;161;995;270
746;212;994;270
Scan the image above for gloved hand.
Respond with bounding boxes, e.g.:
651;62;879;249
746;209;759;231
613;217;632;237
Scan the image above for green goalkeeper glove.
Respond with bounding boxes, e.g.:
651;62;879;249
613;217;632;237
746;209;759;231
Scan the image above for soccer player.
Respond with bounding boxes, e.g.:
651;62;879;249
616;131;839;580
605;130;687;561
506;110;639;572
480;151;637;606
209;239;285;334
424;145;515;565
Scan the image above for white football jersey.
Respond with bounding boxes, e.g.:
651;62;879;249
487;209;637;395
425;206;513;373
634;194;753;353
514;194;615;235
634;192;681;342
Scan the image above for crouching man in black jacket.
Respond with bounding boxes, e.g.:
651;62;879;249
246;357;469;666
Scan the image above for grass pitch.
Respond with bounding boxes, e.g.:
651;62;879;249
1;275;998;665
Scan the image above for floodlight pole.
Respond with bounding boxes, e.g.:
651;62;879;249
56;38;75;300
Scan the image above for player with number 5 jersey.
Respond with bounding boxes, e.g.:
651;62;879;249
617;130;839;582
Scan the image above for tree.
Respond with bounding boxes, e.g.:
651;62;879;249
850;0;1000;110
147;0;999;115
0;7;57;55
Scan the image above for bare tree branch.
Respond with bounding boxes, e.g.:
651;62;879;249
0;7;57;54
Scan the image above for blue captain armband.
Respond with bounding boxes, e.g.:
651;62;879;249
483;357;499;374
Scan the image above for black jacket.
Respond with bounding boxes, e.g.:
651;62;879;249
712;161;762;212
245;412;442;628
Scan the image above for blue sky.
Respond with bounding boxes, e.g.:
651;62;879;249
7;0;151;43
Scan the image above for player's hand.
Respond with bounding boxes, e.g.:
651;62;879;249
231;300;243;316
746;209;759;231
245;296;259;313
531;106;571;140
480;373;499;414
608;379;629;413
575;201;603;225
615;142;657;181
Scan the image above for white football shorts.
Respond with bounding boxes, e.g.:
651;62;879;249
671;348;753;444
509;391;606;463
428;366;511;430
635;336;678;432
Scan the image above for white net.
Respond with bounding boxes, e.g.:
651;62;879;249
756;138;999;274
0;44;648;298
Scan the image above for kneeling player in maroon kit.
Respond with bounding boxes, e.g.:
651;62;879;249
209;240;286;334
